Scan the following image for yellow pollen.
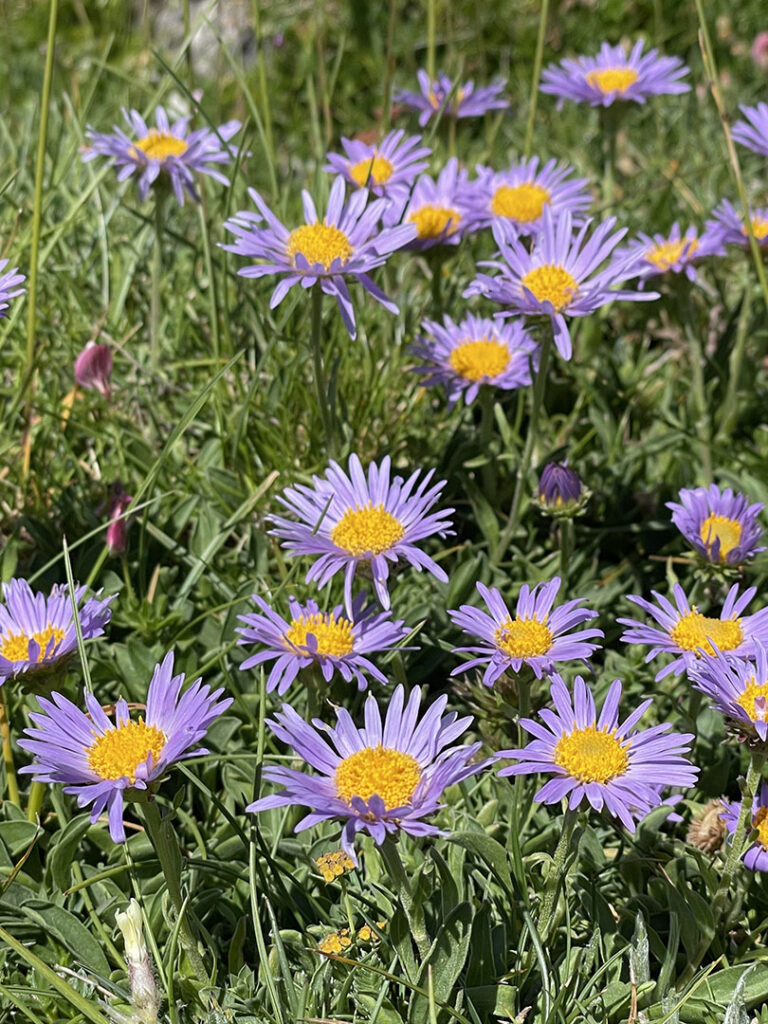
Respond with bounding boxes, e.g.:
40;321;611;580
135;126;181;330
315;851;355;882
284;612;354;657
490;183;551;223
409;204;461;240
744;217;768;241
349;153;394;188
87;719;166;783
753;806;768;850
335;745;421;809
585;67;639;95
494;616;554;659
0;624;66;663
554;725;629;784
286;223;353;271
669;609;744;656
646;236;698;271
699;514;743;562
428;87;466;110
131;131;188;161
521;264;579;311
449;338;510;381
735;678;768;723
330;503;405;557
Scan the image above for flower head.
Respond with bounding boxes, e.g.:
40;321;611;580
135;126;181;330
540;41;690;108
618;583;768;681
412;314;537;407
394;70;508;126
247;684;487;861
222;176;415;338
538;462;585;514
449;577;603;686
466;208;657;360
324;130;431;206
399;158;477;248
498;675;698;830
464;158;592;236
721;782;768;871
74;342;112;398
667;483;764;565
690;644;768;743
19;651;232;842
236;593;410;694
733;103;768;157
0;579;114;685
0;259;25;317
82;106;241;204
704;199;768;251
269;455;454;613
616;222;724;282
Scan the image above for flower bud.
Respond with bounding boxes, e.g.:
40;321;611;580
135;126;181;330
115;899;159;1024
537;462;588;517
753;32;768;72
75;342;112;398
106;483;133;556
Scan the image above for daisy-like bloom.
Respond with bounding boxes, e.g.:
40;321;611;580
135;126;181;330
720;782;768;872
465;158;592;236
690;645;768;744
732;103;768;157
411;314;538;407
465;208;657;360
324;130;431;207
247;684;486;861
448;577;603;686
236;593;410;694
222;176;415;338
394;70;508;127
498;675;698;830
399;158;476;249
615;223;724;283
0;259;25;317
0;579;114;685
82;106;240;205
667;483;764;566
540;41;690;108
618;583;768;681
704;199;768;251
18;652;233;842
269;455;454;612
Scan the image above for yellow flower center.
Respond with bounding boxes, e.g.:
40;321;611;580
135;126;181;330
428;87;466;110
742;217;768;241
753;806;768;850
286;223;353;271
349;153;394;188
0;624;66;663
735;678;768;723
448;338;510;381
646;237;698;271
319;930;351;954
330;503;405;557
490;183;551;223
335;745;421;809
131;131;189;161
87;719;166;783
521;264;579;311
669;609;744;656
409;205;461;240
699;514;743;562
316;850;355;882
494;616;554;659
554;725;629;783
284;612;355;657
584;67;639;95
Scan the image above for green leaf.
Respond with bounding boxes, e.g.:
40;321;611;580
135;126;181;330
45;813;93;891
410;902;473;1024
446;831;515;897
20;901;111;978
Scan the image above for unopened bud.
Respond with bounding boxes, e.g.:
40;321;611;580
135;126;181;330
75;342;112;398
106;482;132;556
115;899;159;1024
536;462;589;518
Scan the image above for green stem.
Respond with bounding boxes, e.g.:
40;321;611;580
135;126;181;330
310;285;336;456
479;387;496;502
717;286;751;442
26;780;44;823
492;324;553;566
381;0;398;132
599;107;618;210
559;518;574;585
536;808;577;942
151;190;166;373
686;325;712;485
379;836;431;962
523;0;549;160
0;689;19;807
426;0;436;81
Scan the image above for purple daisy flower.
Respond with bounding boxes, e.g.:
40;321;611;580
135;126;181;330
82;106;240;205
465;208;658;360
0;579;114;685
18;651;233;842
0;259;25;317
720;782;768;872
538;462;583;509
732;103;768;157
615;222;725;282
269;455;454;613
398;158;477;248
464;158;592;236
247;684;487;861
667;483;764;565
705;199;768;250
222;176;415;338
324;130;431;208
411;314;538;407
236;592;411;694
540;41;690;108
448;577;603;686
394;70;508;127
618;583;768;681
690;644;768;743
498;674;699;830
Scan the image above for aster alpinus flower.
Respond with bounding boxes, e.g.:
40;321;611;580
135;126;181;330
324;130;431;206
394;70;508;126
720;782;768;872
0;259;25;317
223;176;416;338
616;223;725;282
398;158;477;248
705;199;768;251
732;103;768;157
537;462;586;515
667;483;764;566
690;644;768;745
19;652;232;842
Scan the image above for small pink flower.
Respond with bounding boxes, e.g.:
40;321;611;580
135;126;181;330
74;343;112;398
106;483;132;555
752;32;768;72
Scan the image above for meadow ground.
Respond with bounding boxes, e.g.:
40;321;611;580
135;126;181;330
4;0;768;1021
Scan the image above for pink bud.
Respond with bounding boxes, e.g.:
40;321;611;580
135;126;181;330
106;484;132;556
752;32;768;71
74;342;112;398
